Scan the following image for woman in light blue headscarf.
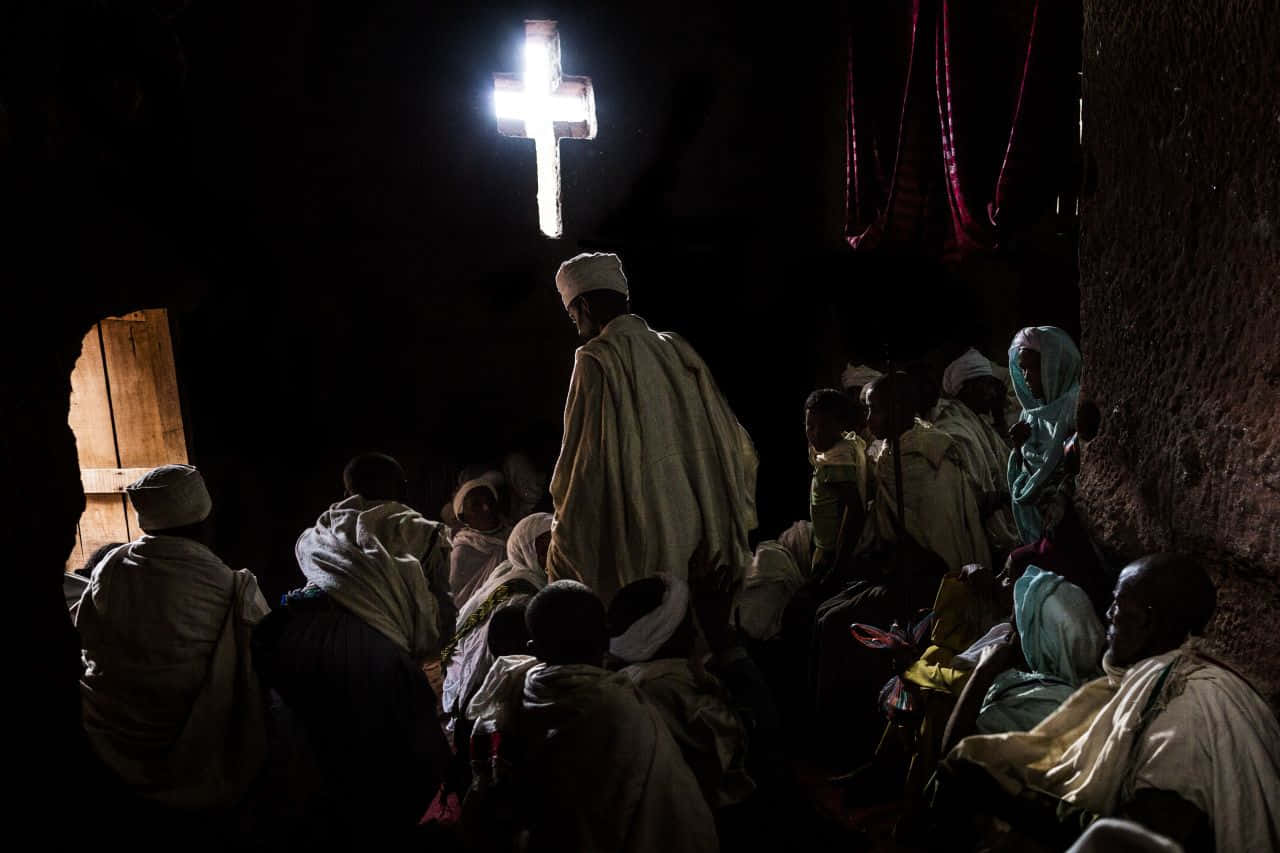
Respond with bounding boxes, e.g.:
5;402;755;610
1006;326;1082;544
975;565;1104;733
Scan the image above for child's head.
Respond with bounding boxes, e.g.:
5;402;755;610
804;389;856;453
343;453;408;503
525;580;608;666
488;600;532;658
606;576;695;663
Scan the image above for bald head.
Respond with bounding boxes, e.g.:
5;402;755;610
343;453;408;503
526;580;608;666
1106;553;1216;667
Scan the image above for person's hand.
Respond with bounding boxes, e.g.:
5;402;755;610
976;630;1022;674
1009;420;1032;447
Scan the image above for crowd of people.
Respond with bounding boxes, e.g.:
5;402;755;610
66;253;1279;851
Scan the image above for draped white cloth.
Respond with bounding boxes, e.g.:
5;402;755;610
608;574;691;664
449;525;510;608
468;657;718;852
620;658;754;807
930;397;1019;553
77;535;269;809
296;495;441;659
548;314;758;603
952;644;1280;852
442;513;552;719
858;420;989;572
735;538;806;641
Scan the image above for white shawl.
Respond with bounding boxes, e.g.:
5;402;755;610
469;658;719;852
295;495;440;659
77;535;269;809
548;314;757;603
952;644;1280;852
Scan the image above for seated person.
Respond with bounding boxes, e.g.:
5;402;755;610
939;553;1280;852
608;575;754;809
934;348;1020;560
804;388;868;581
940;565;1104;753
464;580;718;853
77;465;269;812
253;453;450;843
811;373;984;764
449;471;512;605
442;512;553;730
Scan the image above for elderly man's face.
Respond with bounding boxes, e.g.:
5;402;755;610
1106;564;1153;667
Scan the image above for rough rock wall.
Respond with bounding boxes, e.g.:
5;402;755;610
1078;1;1280;701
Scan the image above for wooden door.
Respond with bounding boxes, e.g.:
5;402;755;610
66;310;188;573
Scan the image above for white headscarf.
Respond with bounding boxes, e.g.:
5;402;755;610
942;348;995;397
453;471;504;521
608;573;691;664
555;252;629;309
506;512;554;573
841;363;883;392
126;464;213;532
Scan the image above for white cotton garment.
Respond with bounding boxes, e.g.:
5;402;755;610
952;644;1280;853
77;535;269;809
547;314;758;604
608;573;691;664
296;496;441;658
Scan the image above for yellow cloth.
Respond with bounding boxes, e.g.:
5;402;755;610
810;432;869;564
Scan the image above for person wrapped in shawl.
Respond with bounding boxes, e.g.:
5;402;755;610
252;454;450;844
450;471;513;606
938;566;1105;755
443;512;553;725
1007;326;1082;544
463;580;718;853
937;554;1280;852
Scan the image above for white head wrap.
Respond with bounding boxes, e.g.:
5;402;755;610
126;464;213;532
555;252;629;309
1012;326;1042;352
506;512;553;572
452;471;504;521
607;573;691;664
841;363;883;392
942;347;995;397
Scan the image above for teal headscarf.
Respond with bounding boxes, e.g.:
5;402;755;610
1006;326;1081;543
976;565;1104;734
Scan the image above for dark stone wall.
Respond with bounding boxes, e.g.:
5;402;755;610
1077;1;1280;702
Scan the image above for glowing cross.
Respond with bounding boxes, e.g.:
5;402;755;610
494;20;597;238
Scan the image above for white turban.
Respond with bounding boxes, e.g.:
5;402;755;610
608;573;691;664
125;464;213;532
452;471;504;520
841;363;883;392
555;252;629;309
942;348;995;397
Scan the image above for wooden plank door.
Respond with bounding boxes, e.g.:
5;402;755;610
66;310;189;573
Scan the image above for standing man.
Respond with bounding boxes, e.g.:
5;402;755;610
547;252;758;608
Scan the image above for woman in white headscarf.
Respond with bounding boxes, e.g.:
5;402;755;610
441;512;554;725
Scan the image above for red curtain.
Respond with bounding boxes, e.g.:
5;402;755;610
844;0;1081;256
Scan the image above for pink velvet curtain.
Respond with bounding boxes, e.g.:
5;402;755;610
844;0;1081;255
